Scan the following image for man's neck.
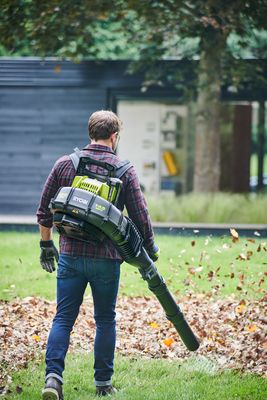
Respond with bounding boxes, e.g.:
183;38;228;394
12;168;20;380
91;139;112;149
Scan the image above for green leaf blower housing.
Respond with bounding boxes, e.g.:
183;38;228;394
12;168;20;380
49;152;200;351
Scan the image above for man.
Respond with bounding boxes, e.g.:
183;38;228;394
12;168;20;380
37;110;158;399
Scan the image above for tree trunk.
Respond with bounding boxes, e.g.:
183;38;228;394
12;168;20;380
193;41;224;192
232;105;252;192
257;100;265;191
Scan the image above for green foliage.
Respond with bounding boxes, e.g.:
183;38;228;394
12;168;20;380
120;1;267;93
1;1;266;104
4;353;267;400
228;30;267;59
0;1;142;60
0;232;265;301
1;1;266;61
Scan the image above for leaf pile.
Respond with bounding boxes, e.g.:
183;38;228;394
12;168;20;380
0;293;266;393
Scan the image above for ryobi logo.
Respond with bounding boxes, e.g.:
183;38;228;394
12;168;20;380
95;204;106;212
73;196;88;205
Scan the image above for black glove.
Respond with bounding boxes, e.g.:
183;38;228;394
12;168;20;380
40;240;59;273
147;243;160;262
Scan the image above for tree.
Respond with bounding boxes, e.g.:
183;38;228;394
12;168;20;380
1;0;267;192
0;1;141;59
114;0;267;192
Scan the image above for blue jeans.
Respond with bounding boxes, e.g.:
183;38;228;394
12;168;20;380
45;254;120;387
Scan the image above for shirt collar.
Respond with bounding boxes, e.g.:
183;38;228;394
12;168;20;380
83;143;115;154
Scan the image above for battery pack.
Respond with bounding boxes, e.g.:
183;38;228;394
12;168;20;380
50;186;143;262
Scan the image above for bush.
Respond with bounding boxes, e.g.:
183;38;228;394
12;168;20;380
147;192;267;224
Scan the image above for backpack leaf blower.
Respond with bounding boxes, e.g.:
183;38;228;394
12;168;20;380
50;152;200;351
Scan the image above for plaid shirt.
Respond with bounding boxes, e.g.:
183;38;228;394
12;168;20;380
37;144;155;260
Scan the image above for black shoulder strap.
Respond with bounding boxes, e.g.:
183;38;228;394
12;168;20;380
69;148;132;179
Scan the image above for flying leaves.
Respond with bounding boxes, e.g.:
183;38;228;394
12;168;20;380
230;228;239;243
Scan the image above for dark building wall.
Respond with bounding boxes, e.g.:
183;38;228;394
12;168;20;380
0;86;106;214
0;60;118;214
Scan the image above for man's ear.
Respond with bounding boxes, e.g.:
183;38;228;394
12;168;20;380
111;132;117;140
111;132;120;151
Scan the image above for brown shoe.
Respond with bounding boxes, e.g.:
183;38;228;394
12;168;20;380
42;377;64;400
96;385;117;396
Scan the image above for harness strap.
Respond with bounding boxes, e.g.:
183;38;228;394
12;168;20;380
115;160;132;179
69;147;81;171
69;148;132;178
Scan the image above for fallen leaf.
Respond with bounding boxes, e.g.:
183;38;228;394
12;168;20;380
188;267;196;275
230;228;239;243
162;338;174;347
183;278;191;286
239;273;245;284
235;304;245;314
1;293;267;391
258;278;265;286
16;386;23;394
150;322;159;329
31;334;40;342
246;324;258;333
208;271;214;281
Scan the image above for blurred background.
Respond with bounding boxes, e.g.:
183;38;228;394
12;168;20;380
0;1;266;222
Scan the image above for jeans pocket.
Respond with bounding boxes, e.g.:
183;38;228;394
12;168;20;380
57;254;79;279
94;260;120;284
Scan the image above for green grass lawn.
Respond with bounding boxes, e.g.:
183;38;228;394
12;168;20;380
0;232;266;301
1;232;266;400
3;353;267;400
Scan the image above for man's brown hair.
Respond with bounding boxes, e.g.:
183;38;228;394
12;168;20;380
88;110;122;140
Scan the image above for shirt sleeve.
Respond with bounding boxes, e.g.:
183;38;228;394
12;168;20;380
36;162;61;228
124;166;155;250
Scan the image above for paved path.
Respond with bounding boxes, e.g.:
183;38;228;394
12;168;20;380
0;215;266;236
